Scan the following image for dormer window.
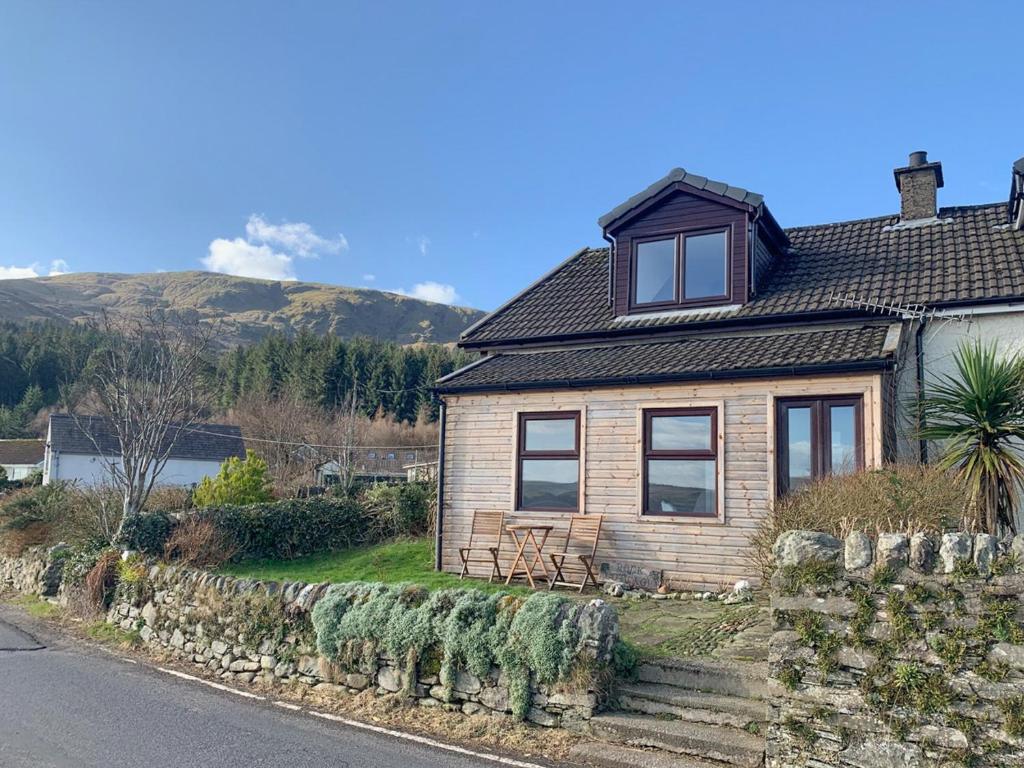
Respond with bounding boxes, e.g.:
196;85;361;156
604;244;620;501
631;228;729;309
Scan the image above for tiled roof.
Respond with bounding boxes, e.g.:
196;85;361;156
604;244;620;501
438;325;892;393
0;439;44;465
48;414;245;462
597;167;764;229
462;203;1024;346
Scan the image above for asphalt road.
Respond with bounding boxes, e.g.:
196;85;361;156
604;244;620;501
0;606;553;768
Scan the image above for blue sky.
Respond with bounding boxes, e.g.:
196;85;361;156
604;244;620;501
0;2;1020;310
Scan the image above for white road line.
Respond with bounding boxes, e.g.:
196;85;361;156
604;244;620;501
157;667;266;701
156;665;551;768
307;710;551;768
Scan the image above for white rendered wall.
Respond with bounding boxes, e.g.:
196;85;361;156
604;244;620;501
45;452;222;487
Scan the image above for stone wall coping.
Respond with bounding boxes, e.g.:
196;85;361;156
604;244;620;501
773;529;1022;577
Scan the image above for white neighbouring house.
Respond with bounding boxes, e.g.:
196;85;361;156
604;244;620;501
0;439;45;480
42;413;246;487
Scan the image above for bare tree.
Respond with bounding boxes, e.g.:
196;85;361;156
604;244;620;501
62;310;214;538
225;386;366;496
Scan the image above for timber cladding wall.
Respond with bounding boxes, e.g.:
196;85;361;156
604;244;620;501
441;373;883;591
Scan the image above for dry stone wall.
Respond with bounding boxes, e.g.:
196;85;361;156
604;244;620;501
107;563;616;728
2;547;617;730
768;529;1024;768
0;545;66;597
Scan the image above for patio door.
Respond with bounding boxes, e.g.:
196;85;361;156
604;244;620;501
775;395;863;496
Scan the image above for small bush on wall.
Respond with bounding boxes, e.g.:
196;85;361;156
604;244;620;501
749;464;972;580
311;583;592;720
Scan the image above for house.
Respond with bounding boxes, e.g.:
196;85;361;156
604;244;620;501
434;151;1024;590
316;448;436;485
43;413;245;487
0;439;45;481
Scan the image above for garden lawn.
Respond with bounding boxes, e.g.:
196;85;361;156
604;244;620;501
220;537;531;595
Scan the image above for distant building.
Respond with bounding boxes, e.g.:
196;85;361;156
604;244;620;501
0;439;45;480
43;414;245;487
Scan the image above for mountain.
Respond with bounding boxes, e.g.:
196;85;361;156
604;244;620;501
0;271;485;346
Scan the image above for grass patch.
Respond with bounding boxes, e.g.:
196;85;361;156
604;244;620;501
11;594;60;619
221;537;531;596
85;621;142;648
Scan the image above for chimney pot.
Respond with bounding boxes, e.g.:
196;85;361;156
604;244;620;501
894;151;943;221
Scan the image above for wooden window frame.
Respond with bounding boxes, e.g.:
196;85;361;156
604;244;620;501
630;226;731;311
641;406;719;518
775;395;864;497
516;411;581;513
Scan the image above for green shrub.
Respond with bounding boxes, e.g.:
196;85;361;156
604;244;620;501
0;482;72;552
193;450;273;507
196;497;368;560
116;511;176;554
359;482;434;538
121;496;370;561
749;464;971;580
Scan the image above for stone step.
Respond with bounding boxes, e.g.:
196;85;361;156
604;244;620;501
617;683;768;728
636;658;768;700
588;713;764;768
569;741;739;768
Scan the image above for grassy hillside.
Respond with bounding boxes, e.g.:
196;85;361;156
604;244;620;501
0;271;485;345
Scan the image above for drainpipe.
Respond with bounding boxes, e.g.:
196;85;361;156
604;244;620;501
603;231;615;307
433;396;448;571
916;319;928;463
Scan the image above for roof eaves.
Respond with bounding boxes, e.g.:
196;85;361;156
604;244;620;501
436;358;893;396
434;353;496;385
459;246;599;344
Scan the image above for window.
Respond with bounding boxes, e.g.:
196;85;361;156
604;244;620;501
367;451;377;460
634;238;676;304
683;231;727;299
642;408;718;517
632;229;729;308
405;452;416;461
776;396;863;496
517;412;580;512
386;452;396;460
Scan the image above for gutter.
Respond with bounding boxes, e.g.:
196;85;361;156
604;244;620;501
433;396;447;572
436;357;893;396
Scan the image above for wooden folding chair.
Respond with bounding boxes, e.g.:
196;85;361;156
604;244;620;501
458;510;505;582
547;514;604;593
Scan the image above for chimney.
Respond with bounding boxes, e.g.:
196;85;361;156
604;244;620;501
893;151;944;221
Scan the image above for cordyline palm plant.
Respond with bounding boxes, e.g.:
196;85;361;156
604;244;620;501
920;340;1024;535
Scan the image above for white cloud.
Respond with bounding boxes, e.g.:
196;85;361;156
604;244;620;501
394;281;460;305
245;214;347;258
205;215;347;281
362;273;376;282
0;259;72;279
204;238;296;281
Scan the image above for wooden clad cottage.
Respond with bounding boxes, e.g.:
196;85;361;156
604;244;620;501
435;152;1024;590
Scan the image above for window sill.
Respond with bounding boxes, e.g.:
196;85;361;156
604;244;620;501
639;512;726;525
614;304;743;324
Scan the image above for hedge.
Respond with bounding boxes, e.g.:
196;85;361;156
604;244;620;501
119;497;369;561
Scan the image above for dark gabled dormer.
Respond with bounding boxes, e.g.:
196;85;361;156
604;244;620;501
598;168;788;318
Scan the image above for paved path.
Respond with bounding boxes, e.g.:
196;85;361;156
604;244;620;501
0;606;556;768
